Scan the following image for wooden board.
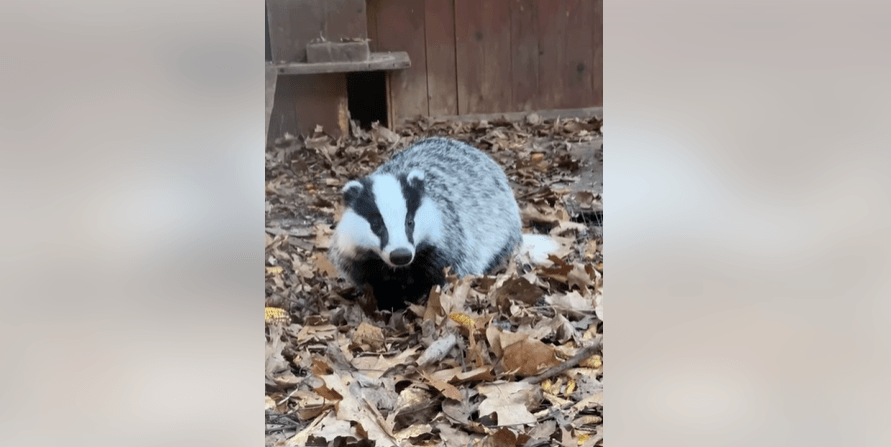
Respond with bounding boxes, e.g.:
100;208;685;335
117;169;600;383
325;0;368;42
535;0;567;110
275;52;410;75
267;76;299;142
562;0;594;108
266;64;278;139
266;0;367;63
455;0;512;114
431;106;602;123
424;0;458;117
510;0;539;112
370;0;429;126
366;0;380;53
292;74;350;137
592;0;603;107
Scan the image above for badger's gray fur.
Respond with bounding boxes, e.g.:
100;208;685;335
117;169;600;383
329;137;523;310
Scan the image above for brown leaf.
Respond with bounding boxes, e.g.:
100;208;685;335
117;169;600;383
313;252;339;277
502;338;560;376
422;372;462;401
495;277;543;308
567;263;595;292
352;321;385;351
477;381;542;426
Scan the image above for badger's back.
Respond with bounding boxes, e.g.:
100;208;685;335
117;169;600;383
377;138;522;275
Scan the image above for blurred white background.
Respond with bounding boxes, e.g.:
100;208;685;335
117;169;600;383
1;0;890;446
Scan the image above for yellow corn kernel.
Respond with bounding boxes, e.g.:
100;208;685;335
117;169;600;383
265;307;290;325
449;313;475;331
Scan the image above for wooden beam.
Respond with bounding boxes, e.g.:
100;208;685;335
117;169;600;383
402;106;603;126
275;52;410;75
265;63;278;138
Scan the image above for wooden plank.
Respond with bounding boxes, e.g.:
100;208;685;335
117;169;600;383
306;41;370;63
267;76;299;142
562;0;594;108
592;0;603;107
266;0;368;63
325;0;368;41
266;0;324;63
366;0;380;52
292;74;349;137
373;0;429;126
265;63;278;139
275;52;410;75
429;106;602;124
424;0;458;117
535;0;567;110
455;0;513;114
510;0;539;112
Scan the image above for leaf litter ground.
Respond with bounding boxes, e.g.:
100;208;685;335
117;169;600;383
265;114;603;447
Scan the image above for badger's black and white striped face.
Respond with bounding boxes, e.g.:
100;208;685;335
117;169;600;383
335;170;442;268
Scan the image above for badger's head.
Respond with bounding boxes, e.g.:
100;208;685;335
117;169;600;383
332;170;441;268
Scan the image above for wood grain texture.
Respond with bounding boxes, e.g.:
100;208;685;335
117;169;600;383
562;0;594;108
371;0;429;126
424;0;458;117
266;64;278;138
292;74;349;137
267;76;299;141
455;0;512;114
266;0;323;62
535;0;567;110
266;0;367;63
510;0;539;112
325;0;368;41
592;0;603;107
275;52;410;75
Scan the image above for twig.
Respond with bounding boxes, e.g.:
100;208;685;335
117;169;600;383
522;336;602;385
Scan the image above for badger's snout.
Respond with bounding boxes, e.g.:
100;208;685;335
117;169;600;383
389;248;413;266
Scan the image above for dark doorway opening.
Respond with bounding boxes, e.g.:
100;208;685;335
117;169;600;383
347;71;388;129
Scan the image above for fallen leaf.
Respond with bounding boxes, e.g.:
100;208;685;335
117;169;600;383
477;381;541;426
502;338;560;376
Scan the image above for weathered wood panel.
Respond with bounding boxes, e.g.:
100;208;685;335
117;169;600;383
562;0;594;108
366;0;379;52
266;64;278;137
455;0;512;114
535;0;567;110
292;74;349;137
424;0;458;117
275;52;410;75
592;0;603;107
371;0;429;126
266;0;367;63
510;0;539;112
326;0;368;41
267;76;299;142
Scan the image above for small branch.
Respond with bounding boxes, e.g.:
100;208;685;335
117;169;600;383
523;336;602;385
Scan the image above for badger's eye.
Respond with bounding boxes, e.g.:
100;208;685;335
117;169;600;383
406;216;414;227
369;215;383;231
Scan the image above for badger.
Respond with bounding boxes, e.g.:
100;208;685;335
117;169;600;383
328;137;527;310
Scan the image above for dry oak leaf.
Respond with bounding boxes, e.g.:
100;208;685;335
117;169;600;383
303;370;398;446
351;321;385;351
502;338;560;376
351;345;421;380
314;252;339;277
546;291;595;314
477;381;542;426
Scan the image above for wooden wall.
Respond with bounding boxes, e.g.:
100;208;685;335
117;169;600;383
367;0;603;127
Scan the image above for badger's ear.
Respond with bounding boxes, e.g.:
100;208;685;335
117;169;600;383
342;180;363;205
407;170;425;189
